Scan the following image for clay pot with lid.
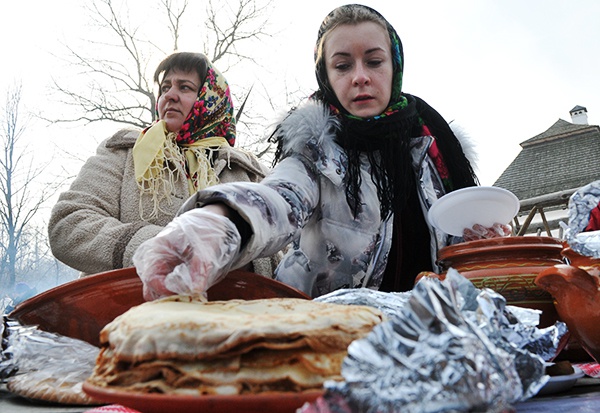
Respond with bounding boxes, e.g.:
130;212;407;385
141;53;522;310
420;236;565;328
535;247;600;363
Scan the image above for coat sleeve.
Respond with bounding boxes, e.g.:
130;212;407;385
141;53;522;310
179;154;321;270
47;137;163;275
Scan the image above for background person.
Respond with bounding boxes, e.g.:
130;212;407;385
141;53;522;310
48;52;277;278
134;4;500;300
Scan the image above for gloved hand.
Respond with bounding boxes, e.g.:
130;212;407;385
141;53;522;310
132;208;242;301
463;222;512;242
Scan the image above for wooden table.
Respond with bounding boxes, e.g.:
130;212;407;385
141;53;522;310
516;377;600;412
1;383;87;413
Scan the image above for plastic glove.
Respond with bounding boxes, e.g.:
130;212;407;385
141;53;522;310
463;222;512;242
132;208;241;301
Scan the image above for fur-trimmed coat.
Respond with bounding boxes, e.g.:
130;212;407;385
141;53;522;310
48;128;277;277
181;101;477;297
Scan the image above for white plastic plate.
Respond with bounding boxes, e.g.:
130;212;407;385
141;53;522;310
427;186;520;236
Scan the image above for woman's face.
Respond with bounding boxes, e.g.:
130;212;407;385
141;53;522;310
157;68;201;132
324;21;393;118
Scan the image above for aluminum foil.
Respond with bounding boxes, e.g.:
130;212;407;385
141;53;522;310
0;317;99;385
0;297;13;317
562;179;600;258
315;288;411;320
306;269;567;413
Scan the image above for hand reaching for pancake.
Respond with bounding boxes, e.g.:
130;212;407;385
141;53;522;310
133;208;241;301
462;222;512;242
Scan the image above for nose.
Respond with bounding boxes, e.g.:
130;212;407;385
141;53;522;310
352;63;370;86
162;86;179;101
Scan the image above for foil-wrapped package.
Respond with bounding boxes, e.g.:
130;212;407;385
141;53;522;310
1;317;100;404
305;269;567;413
315;288;411;320
562;180;600;258
1;318;97;378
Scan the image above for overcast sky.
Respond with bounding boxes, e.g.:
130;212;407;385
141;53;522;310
2;0;600;201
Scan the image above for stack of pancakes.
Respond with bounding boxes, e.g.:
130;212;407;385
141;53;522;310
86;296;385;395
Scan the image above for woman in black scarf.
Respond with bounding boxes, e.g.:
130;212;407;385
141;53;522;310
133;4;492;300
303;4;479;292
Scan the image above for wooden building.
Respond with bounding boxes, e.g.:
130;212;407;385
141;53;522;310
493;106;600;236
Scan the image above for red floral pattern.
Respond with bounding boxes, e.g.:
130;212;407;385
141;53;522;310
424;124;452;190
176;65;235;146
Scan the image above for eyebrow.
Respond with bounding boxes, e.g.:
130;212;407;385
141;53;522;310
161;78;200;89
330;47;386;59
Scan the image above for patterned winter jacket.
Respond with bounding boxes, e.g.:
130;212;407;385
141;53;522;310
183;101;470;297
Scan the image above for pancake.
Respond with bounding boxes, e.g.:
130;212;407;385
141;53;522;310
87;296;385;395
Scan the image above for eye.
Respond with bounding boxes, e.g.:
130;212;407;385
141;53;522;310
334;62;351;71
160;84;171;93
367;59;383;67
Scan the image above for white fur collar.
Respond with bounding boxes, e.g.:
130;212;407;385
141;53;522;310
274;101;479;176
274;101;339;157
449;121;479;174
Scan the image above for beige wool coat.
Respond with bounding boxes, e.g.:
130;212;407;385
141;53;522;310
48;128;277;277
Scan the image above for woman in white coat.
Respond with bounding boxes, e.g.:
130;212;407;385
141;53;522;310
133;5;486;300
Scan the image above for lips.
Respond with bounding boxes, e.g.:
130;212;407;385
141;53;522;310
353;95;373;102
165;107;181;114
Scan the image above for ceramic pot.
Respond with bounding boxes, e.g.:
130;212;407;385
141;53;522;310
535;248;600;363
561;246;600;277
427;236;564;328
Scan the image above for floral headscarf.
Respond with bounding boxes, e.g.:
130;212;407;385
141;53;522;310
133;56;236;219
175;64;236;146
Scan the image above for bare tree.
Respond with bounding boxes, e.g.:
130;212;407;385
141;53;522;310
48;0;166;129
0;84;56;291
163;0;188;51
205;0;272;69
47;0;275;132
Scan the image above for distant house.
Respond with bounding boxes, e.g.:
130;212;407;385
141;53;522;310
493;106;600;236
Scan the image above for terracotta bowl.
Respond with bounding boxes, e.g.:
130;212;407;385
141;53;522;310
8;267;309;347
536;249;600;363
419;236;565;327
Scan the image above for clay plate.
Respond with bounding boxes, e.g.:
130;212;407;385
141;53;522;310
535;366;584;396
9;267;309;347
83;382;322;413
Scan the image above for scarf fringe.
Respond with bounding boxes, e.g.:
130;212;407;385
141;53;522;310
136;134;226;221
137;134;182;220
